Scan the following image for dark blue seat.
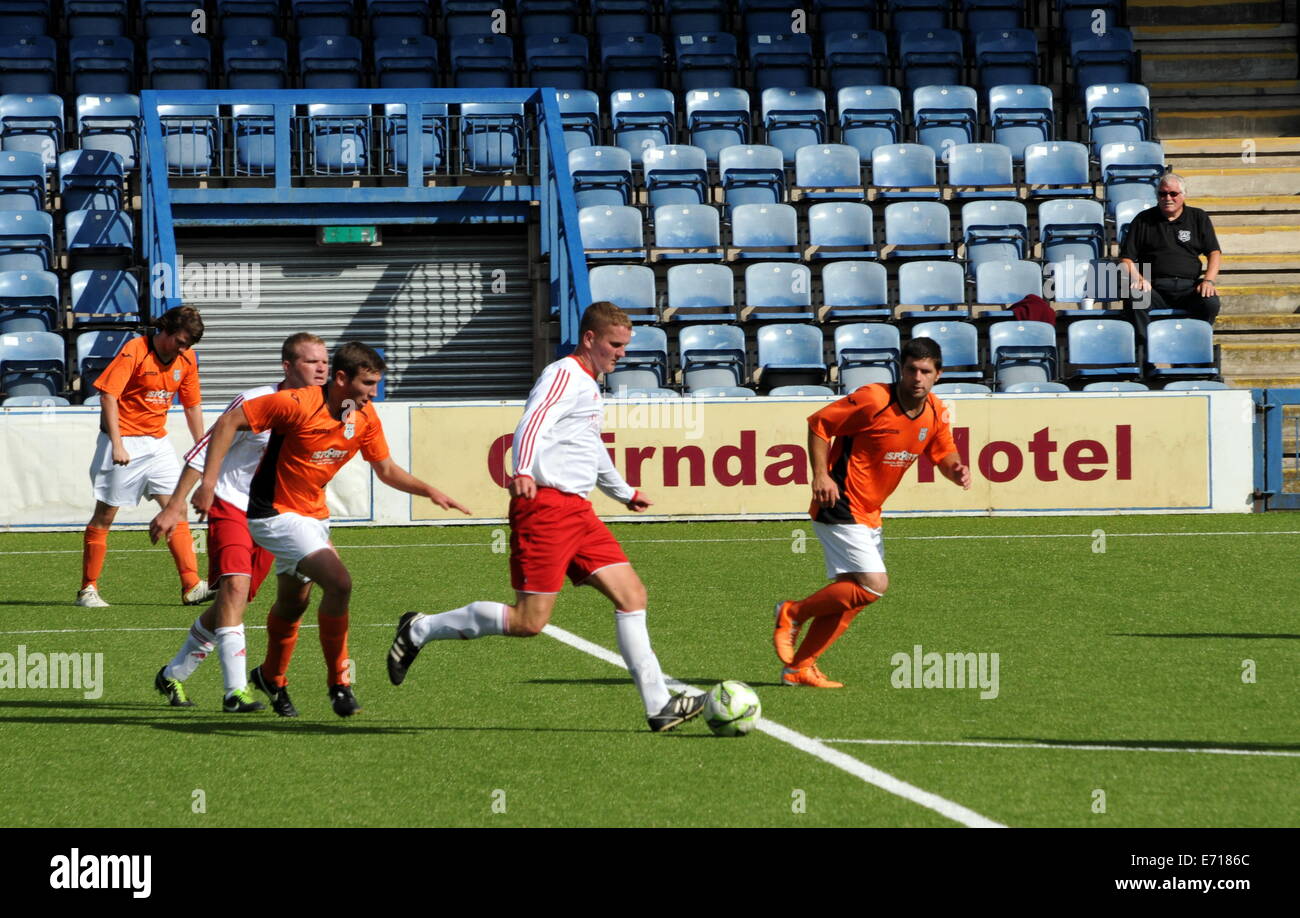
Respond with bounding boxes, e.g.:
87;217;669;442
748;32;814;91
67;0;129;38
0;151;45;212
0;269;58;333
897;29;963;90
143;0;201;37
300;35;363;90
147;36;211;90
600;32;665;91
223;36;289;90
76;328;135;394
65;208;133;270
665;0;728;34
59;149;124;211
0;36;57;95
217;1;281;39
0;93;63;167
1070;27;1138;97
292;0;354;37
973;28;1037;89
76;94;138;170
70;36;135;95
526;33;588;90
674;33;740;91
70;269;138;327
824;30;890;91
965;0;1025;33
518;0;580;37
0;1;51;37
369;0;432;38
374;35;438;89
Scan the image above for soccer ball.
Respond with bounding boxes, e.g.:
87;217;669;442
704;681;762;737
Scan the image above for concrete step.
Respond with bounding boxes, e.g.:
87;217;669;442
1214;225;1300;254
1218;339;1300;373
1126;0;1286;26
1156;108;1300;139
1189;198;1300;226
1141;51;1298;82
1217;285;1300;313
1151;81;1300;101
1162;138;1300;155
1138;38;1296;55
1135;22;1298;42
1215;313;1300;330
1165;156;1300;172
1174;166;1300;196
1222;374;1300;387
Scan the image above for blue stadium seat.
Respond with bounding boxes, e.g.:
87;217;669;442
1060;0;1122;34
67;1;129;38
821;260;891;320
65;209;133;270
369;0;431;37
897;29;963;90
526;33;588;90
748;33;814;91
794;144;863;201
891;0;947;33
988;319;1056;387
808;203;875;260
0;37;57;95
652;204;722;261
824;30;890;91
1106;182;1157;225
77;94;138;171
871;143;940;199
75;329;133;397
987;84;1053;162
932;382;990;393
730;203;800;261
70;36;135;96
1067;318;1140;382
70;269;138;327
0;328;62;398
664;0;727;33
757;324;827;389
1160;379;1228;391
223;36;289;90
768;385;836;395
835;321;900;389
0;151;45;212
374;35;439;89
3;394;69;406
147;36;211;90
1039;198;1105;266
740;0;800;34
450;33;515;88
674;33;740;91
1084;83;1152;154
692;385;757;396
744;262;814;322
218;0;281;39
685;88;752;163
292;0;354;37
613;324;670;388
59;149;124;211
718;144;785;214
1099;140;1165;187
1145;319;1217;382
680;323;746;389
973;28;1037;89
0;93;63;167
600;33;665;91
385;102;447;175
518;0;580;37
594;0;654;34
570;146;634;207
300;35;363;90
442;0;499;37
1082;380;1148;391
308;103;372;175
761;87;827;163
946;143;1015;199
1113;197;1147;246
230;103;276;175
912;84;978;157
1070;27;1138;97
897;260;966;312
965;0;1025;33
556;89;600;151
643;144;710;206
999;381;1069;392
976;259;1041;306
910;320;983;381
143;0;201;36
460;102;526;173
0;269;58;333
0;211;53;271
610;89;676;156
579;204;645;261
588;263;657;320
817;0;879;33
667;264;736;323
0;1;50;37
158;103;220;175
884;201;954;258
1023;140;1092;197
836;85;902;161
961;199;1027;276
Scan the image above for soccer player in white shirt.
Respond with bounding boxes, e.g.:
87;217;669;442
148;333;329;712
386;302;705;732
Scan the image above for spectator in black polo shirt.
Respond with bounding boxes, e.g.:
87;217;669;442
1119;172;1221;339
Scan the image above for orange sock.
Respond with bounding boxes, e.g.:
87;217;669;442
263;613;301;688
81;525;109;589
791;580;874;622
790;580;880;668
167;520;200;592
319;613;350;686
792;608;865;668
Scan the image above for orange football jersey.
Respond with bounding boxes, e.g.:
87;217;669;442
93;336;201;438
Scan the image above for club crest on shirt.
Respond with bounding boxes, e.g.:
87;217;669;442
173;368;181;382
919;427;928;442
1177;229;1191;243
343;421;355;440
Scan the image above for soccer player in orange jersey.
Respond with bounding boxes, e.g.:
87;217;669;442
773;338;972;688
77;306;213;608
192;342;470;718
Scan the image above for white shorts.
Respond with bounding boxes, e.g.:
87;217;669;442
90;432;182;507
248;513;332;579
813;521;886;578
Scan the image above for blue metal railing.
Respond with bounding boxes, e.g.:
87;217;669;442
537;89;592;353
140;96;180;318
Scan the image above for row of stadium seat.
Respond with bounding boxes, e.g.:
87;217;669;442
0;327;134;405
0;269;140;333
0;149;126;212
0;210;134;273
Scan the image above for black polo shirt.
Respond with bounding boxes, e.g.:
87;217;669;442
1120;205;1221;282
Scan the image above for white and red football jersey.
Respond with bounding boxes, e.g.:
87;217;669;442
183;383;277;511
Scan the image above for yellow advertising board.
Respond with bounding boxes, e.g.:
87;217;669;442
409;394;1212;520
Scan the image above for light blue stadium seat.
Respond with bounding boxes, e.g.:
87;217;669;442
77;94;138;170
217;0;280;38
835;321;900;389
988;84;1053;162
147;35;211;90
1099;140;1165;190
912;84;977;157
961;199;1027;276
518;0;580;37
684;88;751;164
794;144;863;201
821;260;891;321
59;149;124;211
1160;380;1228;391
825;30;890;91
757;324;827;389
1;93;63;167
674;33;740;91
0;269;58;333
615;324;669;387
1113;197;1147;246
973;27;1037;89
158;103;220;175
65;208;133;270
898;29;963;90
570;146;634;207
837;85;902;161
1023;141;1092;197
1085;83;1152;154
808;203;875;260
230;103;276;176
607;386;680;397
988;319;1057;387
374;35;438;89
1070;27;1137;97
526;33;588;90
0;211;53;271
0;328;62;398
0;151;45;212
884;201;953;258
976;259;1042;305
70;36;134;95
871;143;940;199
1000;381;1069;392
557;89;600;151
1067;318;1140;382
748;32;814;91
652;204;722;261
610;89;676;157
223;36;289;90
579;205;645;261
292;0;354;37
667;263;735;323
932;382;991;393
70;269;138;327
68;0;129;38
1082;380;1149;391
1105;182;1157;223
729;203;800;261
1145;319;1217;381
0;36;57;95
76;328;135;393
300;35;363;90
761;87;827;163
947;143;1015;199
769;384;835;396
691;386;756;397
4;394;70;406
642;144;709;206
744;262;814;322
1039;198;1105;267
384;102;447;175
718;144;785;215
588;263;657;320
680;321;746;390
600;32;664;91
911;319;983;381
460;102;525;173
898;260;965;310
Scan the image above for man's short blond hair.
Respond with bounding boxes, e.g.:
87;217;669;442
281;332;326;363
579;301;632;338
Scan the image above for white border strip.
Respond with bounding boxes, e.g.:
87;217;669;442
820;738;1300;759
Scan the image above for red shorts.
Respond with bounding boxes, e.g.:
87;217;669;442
509;487;629;593
207;496;275;601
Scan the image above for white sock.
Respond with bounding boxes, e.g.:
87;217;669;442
164;618;216;682
614;609;671;715
214;625;248;695
410;601;507;645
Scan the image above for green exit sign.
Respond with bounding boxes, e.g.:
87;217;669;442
318;226;380;246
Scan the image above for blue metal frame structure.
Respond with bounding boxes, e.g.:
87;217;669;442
1253;388;1300;510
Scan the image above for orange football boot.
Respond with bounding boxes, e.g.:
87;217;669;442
773;600;801;665
781;664;844;688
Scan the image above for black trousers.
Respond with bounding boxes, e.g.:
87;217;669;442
1124;276;1221;340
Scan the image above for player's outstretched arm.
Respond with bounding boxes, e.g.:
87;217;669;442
149;465;202;543
370;457;472;514
938;453;972;490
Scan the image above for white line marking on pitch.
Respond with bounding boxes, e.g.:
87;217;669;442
2;530;1298;556
820;738;1300;759
541;622;1005;829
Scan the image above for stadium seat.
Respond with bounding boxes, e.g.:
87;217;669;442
300;35;363;90
158;104;220;175
1105;182;1157;225
871;143;940;199
0;1;50;37
1113;197;1147;247
987;84;1053;161
1023;141;1092;198
821;260;891;321
685;88;752;163
666;263;736;323
664;0;728;33
77;94;139;171
744;262;814;322
1144;319;1218;382
973;28;1037;89
891;0;948;32
947;143;1016;199
384;102;447;175
690;386;757;397
3;394;69;406
556;89;601;151
884;201;953;258
230;103;276;176
0;152;45;212
217;0;280;39
1084;83;1152;154
70;36;135;95
836;86;902;161
988;319;1057;387
642;145;710;207
570;146;634;208
308;103;372;176
442;0;499;37
761;88;827;163
594;0;654;35
999;381;1069;392
748;33;814;91
143;0;202;36
579;205;645;261
70;269;138;327
0;269;58;333
65;209;133;271
600;33;665;91
374;35;439;89
449;34;515;89
794;144;864;201
292;0;354;37
674;33;740;91
824;30;890;91
1160;380;1228;391
59;149;124;211
729;203;800;261
67;0;129;37
1099;140;1165;187
1070;27;1138;97
680;323;746;389
1038;198;1106;267
147;36;211;90
817;0;878;32
768;385;836;396
1082;381;1149;391
76;328;134;394
976;259;1042;306
652;204;722;262
961;199;1028;276
910;320;983;381
897;29;963;90
1067;318;1140;382
0;211;53;271
589;263;658;320
460;103;526;173
932;382;990;393
611;324;669;388
526;33;589;90
518;0;580;37
835;321;900;389
223;36;289;90
1060;0;1122;34
0;37;57;95
0;94;63;167
897;260;967;316
0;328;62;398
757;324;827;389
807;203;875;260
912;84;978;157
610;89;676;157
718;144;785;214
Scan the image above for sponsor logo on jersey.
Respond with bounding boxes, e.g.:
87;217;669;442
310;447;350;462
144;389;172;401
883;449;919;466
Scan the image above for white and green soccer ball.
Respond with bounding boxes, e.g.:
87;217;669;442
704;681;762;737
